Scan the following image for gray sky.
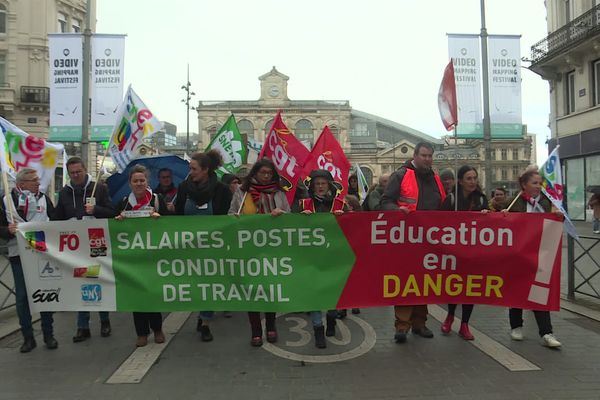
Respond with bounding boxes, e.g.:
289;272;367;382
96;0;551;163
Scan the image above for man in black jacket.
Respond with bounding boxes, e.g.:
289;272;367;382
0;168;58;352
54;157;116;343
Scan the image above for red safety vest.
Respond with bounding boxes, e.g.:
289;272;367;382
299;197;345;213
396;168;446;211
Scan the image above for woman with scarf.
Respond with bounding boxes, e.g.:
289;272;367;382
506;166;562;348
175;150;232;341
439;165;488;340
116;164;168;347
228;158;290;346
294;169;346;349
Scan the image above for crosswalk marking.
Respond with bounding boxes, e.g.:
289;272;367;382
428;305;541;372
106;312;190;384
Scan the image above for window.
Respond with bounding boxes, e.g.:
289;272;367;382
594;60;600;106
238;119;254;141
207;124;221;141
501;168;508;180
566;71;576;114
501;149;507;161
58;12;67;33
0;54;5;86
512;149;519;160
295;119;314;148
72;19;81;33
329;125;340;138
264;119;274;137
491;150;496;161
0;4;6;34
352;122;369;137
512;166;519;179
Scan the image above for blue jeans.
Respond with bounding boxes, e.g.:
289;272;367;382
10;256;54;338
77;311;110;329
197;311;214;321
309;310;337;327
593;218;599;232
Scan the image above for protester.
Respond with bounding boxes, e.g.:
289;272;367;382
116;165;167;347
489;187;508;212
439;165;489;340
175;150;233;341
221;173;242;194
0;168;58;352
588;193;600;234
363;174;390;211
506;166;562;348
348;174;359;197
154;167;177;213
439;169;455;195
228;158;289;346
54;157;116;343
381;142;446;344
294;169;346;348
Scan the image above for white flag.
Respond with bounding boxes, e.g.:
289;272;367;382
354;164;369;204
108;86;161;172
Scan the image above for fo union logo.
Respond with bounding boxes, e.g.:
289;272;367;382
81;284;102;302
59;231;80;251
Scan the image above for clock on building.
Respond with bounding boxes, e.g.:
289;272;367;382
269;85;280;97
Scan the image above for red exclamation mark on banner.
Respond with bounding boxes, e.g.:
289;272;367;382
527;219;563;305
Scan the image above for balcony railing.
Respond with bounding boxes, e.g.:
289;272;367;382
530;4;600;64
20;86;49;104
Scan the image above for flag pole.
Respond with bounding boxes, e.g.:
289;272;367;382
453;126;458;211
90;143;110;198
505;190;522;211
1;169;15;223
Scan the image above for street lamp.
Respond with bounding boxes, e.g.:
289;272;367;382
181;64;195;155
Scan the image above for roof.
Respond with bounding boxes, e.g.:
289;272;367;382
351;109;442;144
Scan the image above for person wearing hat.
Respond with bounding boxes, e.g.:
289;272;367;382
294;169;347;348
440;169;455;195
221;173;242;195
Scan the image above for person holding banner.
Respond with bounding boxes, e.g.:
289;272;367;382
506;166;562;348
381;142;446;344
154;168;177;213
54;157;117;343
439;165;489;340
294;169;346;349
115;164;167;347
228;158;290;347
0;168;58;352
175;150;233;342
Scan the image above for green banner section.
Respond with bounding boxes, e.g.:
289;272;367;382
91;125;114;142
109;214;355;312
456;123;523;139
48;126;82;141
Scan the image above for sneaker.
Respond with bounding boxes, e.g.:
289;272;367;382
542;333;561;348
593;230;600;234
510;327;523;341
199;325;213;342
394;331;407;343
250;336;263;347
44;335;59;350
20;337;36;353
266;330;278;343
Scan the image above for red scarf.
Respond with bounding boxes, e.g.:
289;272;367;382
131;189;153;210
520;192;538;206
248;182;279;214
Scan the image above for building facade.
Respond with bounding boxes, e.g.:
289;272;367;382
529;0;600;220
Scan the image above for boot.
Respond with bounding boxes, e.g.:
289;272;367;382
199;325;213;342
20;337;36;353
44;335;58;350
73;328;91;343
458;322;474;340
314;326;326;348
325;314;336;337
154;330;165;344
136;336;148;347
441;313;454;335
100;320;112;337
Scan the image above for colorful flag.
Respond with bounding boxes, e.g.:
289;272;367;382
438;59;458;131
539;146;578;239
62;149;69;187
108;86;161;172
0;116;64;193
205;114;246;178
354;164;369;204
303;126;351;203
259;111;310;204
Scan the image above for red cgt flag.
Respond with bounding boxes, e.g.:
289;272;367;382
438;59;458;131
303;125;351;202
259;111;310;204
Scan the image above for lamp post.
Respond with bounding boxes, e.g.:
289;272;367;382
480;0;493;194
181;64;195;155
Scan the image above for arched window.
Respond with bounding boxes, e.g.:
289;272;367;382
207;125;220;141
329;124;340;138
57;12;67;33
238;119;254;141
264;119;274;137
295;119;314;148
0;4;7;34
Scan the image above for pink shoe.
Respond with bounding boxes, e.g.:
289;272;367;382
441;314;454;334
458;322;474;340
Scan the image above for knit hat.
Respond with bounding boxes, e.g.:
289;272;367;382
440;169;455;180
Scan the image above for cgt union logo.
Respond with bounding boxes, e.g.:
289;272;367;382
81;284;102;302
88;228;107;257
32;288;60;303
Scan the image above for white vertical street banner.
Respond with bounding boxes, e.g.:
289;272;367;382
448;34;483;138
49;34;83;141
488;35;522;138
91;34;126;142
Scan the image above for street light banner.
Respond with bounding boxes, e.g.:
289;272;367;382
488;35;523;138
48;34;83;141
16;212;562;313
447;34;483;138
91;34;126;142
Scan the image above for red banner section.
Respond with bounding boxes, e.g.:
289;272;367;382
337;211;563;311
